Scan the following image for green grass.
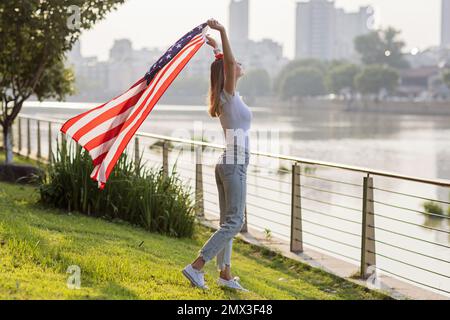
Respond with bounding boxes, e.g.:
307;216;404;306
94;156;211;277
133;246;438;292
0;181;390;300
0;150;44;167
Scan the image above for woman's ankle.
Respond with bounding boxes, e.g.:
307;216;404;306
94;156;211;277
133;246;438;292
191;256;205;270
219;270;232;280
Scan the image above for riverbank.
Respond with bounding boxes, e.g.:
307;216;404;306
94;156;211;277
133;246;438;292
251;97;450;117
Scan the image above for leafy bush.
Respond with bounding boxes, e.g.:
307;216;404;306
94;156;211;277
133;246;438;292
280;67;326;100
39;137;196;238
423;201;444;216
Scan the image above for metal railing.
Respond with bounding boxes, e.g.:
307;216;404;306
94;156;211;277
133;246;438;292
3;114;450;297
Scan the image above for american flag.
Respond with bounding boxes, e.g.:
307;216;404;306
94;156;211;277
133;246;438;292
60;22;208;190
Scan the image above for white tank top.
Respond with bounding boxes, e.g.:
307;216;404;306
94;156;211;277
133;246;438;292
218;89;252;164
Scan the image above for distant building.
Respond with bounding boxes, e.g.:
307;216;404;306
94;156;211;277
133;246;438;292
66;40;165;102
243;39;288;78
398;66;449;99
295;0;335;60
67;41;83;64
229;0;249;46
295;0;373;61
442;0;450;48
227;0;289;78
65;0;290;102
334;6;373;60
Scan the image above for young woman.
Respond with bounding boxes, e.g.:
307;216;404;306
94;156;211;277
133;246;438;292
182;18;252;291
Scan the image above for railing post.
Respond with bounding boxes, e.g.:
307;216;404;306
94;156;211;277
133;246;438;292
61;130;66;145
162;140;169;176
360;174;376;278
48;122;52;163
134;136;140;169
241;206;248;233
18;117;22;152
195;145;204;217
27;118;31;157
37;120;41;159
290;162;303;253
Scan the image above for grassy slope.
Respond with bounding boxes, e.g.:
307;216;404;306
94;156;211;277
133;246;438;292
0;181;390;300
0;151;43;167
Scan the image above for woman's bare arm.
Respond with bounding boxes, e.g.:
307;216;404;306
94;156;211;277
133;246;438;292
220;28;236;95
207;19;236;95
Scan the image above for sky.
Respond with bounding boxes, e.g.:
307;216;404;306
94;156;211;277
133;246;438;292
79;0;442;61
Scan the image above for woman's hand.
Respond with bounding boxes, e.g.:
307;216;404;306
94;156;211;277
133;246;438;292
207;18;225;33
205;34;218;49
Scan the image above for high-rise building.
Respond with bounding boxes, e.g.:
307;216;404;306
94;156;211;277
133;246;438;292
295;0;335;60
334;6;373;60
229;0;249;46
442;0;450;47
227;0;288;77
295;0;373;61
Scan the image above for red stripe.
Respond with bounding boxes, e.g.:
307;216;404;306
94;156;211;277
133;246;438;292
92;151;108;166
84;121;124;151
103;39;205;181
60;102;108;134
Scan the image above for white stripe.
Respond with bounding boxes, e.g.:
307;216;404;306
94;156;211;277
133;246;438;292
96;37;205;184
89;137;116;160
66;80;147;138
90;163;100;178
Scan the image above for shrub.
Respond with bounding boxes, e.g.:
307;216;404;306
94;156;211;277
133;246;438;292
423;201;444;216
280;67;326;100
39;138;196;238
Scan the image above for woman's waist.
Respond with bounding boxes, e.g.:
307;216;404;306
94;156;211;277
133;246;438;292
218;147;250;164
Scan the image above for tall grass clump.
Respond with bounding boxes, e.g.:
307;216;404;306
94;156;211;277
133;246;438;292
39;137;196;238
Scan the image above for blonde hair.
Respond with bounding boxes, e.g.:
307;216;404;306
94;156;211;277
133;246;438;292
207;59;225;117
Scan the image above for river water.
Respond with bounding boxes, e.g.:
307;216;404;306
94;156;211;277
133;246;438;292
20;100;450;297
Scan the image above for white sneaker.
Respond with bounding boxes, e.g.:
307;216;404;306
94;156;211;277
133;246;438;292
182;264;208;289
217;276;249;292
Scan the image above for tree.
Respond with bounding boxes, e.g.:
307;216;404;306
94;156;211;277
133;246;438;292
0;0;124;164
274;58;327;95
280;67;326;100
354;27;410;69
355;65;399;97
238;69;271;97
325;63;360;94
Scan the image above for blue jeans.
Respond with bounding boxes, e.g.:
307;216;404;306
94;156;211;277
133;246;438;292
198;152;248;271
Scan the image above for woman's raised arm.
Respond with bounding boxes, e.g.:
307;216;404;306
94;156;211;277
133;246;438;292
207;18;236;95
